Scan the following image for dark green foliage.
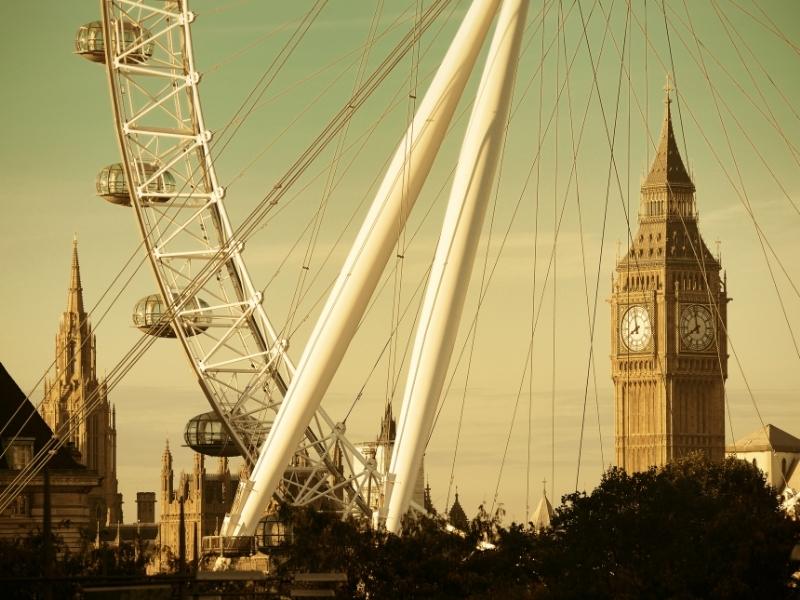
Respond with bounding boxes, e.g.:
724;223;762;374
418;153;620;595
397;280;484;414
277;505;541;599
279;456;799;599
535;455;800;599
0;529;152;598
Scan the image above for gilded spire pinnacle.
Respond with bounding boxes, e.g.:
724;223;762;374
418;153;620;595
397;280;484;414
68;236;85;315
643;74;693;190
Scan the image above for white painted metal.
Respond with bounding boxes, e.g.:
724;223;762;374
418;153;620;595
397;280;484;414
97;0;379;518
384;0;529;533
222;0;504;538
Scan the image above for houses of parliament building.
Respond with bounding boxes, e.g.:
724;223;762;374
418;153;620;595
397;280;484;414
40;238;123;525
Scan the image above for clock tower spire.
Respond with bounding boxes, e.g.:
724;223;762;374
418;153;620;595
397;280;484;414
611;79;728;472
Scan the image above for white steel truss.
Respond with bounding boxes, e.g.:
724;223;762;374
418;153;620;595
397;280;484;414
95;0;379;517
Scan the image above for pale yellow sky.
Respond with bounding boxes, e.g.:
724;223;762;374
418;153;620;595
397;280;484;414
0;1;798;522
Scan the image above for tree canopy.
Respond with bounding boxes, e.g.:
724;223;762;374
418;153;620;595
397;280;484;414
278;455;800;599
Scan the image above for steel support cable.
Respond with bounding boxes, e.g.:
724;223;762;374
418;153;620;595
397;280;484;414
445;8;529;512
612;7;800;312
639;2;800;175
0;329;160;510
0;0;334;451
466;0;614;512
441;3;547;515
599;1;737;458
709;1;800;167
599;1;737;467
605;3;800;304
91;0;456;405
247;0;462;290
1;2;448;504
384;0;422;425
574;1;630;490
608;3;779;464
284;1;386;339
210;6;421;196
205;0;329;167
579;0;693;470
236;4;419;138
0;244;148;444
674;2;800;214
664;4;800;359
660;0;690;168
527;0;550;520
428;0;585;511
192;0;453;301
660;4;800;301
677;1;800;363
644;0;649;166
729;0;800;57
281;0;550;342
550;0;564;502
664;2;800;172
259;4;468;360
427;0;602;466
712;2;800;125
205;15;308;75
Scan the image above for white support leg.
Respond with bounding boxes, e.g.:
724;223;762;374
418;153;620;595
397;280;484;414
222;0;503;538
384;0;529;534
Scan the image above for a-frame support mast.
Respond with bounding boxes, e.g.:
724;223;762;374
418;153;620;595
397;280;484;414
222;0;503;538
384;0;528;533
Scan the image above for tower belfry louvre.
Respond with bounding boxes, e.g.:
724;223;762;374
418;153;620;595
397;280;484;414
41;238;122;524
611;82;728;472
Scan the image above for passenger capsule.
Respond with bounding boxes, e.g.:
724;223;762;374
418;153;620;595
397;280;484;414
96;162;176;206
184;412;242;457
75;20;153;64
132;292;211;338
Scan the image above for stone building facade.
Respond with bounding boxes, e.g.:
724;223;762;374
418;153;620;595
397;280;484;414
355;405;425;515
40;238;122;525
611;85;728;472
0;363;100;552
159;441;240;563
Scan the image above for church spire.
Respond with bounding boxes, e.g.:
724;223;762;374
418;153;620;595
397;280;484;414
68;235;85;315
643;75;694;190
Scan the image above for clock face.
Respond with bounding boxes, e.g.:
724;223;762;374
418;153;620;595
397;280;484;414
680;305;715;351
620;305;652;352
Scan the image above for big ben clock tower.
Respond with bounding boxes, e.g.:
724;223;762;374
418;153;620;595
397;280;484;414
611;82;728;472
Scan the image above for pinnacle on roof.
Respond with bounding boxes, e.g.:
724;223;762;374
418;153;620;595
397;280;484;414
68;235;86;316
531;480;554;532
448;490;469;531
643;75;694;190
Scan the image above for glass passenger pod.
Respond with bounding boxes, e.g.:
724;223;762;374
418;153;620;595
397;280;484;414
75;20;154;64
184;411;242;457
96;162;176;206
132;292;211;338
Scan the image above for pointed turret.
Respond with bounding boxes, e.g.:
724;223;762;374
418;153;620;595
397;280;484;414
161;439;174;501
423;479;436;514
531;480;554;532
643;76;694;191
379;402;396;443
447;490;469;531
68;235;85;316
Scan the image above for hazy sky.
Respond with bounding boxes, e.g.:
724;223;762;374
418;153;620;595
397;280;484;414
0;1;798;523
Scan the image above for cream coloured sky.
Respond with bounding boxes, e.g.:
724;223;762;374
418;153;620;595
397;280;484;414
0;1;798;522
